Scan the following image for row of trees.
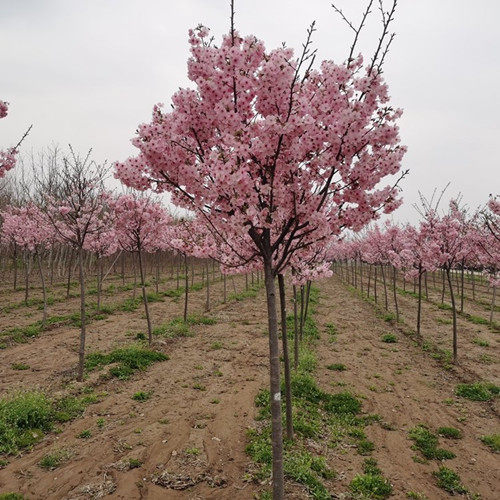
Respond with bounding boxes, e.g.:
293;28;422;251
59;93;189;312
329;197;499;362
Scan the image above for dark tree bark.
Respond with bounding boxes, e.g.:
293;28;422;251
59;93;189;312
417;265;423;336
292;284;299;369
263;258;284;499
278;274;294;441
183;253;189;322
36;251;47;326
138;248;153;344
446;267;458;363
77;246;87;382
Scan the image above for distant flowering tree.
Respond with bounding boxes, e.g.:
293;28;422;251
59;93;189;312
1;203;55;323
114;3;404;494
111;194;172;343
42;150;110;381
83;226;118;311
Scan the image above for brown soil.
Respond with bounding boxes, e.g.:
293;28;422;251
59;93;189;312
0;273;498;499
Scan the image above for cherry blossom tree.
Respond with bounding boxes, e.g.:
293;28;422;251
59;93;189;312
111;194;172;343
114;3;405;494
1;203;55;323
42;150;111;381
84;226;118;311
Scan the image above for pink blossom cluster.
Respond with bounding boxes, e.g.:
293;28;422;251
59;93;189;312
1;203;55;252
0;100;8;119
0;99;19;178
114;25;406;277
329;196;500;285
110;194;172;253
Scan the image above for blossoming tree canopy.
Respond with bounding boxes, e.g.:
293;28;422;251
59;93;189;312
114;19;407;496
0;100;17;178
110;194;172;253
115;25;407;274
1;203;55;252
0;100;8;119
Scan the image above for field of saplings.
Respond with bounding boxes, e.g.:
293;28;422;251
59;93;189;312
0;1;498;499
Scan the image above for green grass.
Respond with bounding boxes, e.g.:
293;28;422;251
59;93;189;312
10;363;29;371
228;284;262;302
357;439;375;455
132;391;152;402
437;426;462;439
455;382;499;401
85;345;168;380
436;317;452;325
39;449;71;469
362;458;381;475
0;391;53;454
432;466;467;494
0;390;98;454
210;341;223;350
128;458;142;468
247;286;386;498
349;473;393;499
408;425;455;460
473;338;489;347
326;363;346;371
381;333;397;343
438;303;452;311
77;429;91;439
480;433;500;452
0;494;25;500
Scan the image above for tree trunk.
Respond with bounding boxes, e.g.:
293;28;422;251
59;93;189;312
263;259;284;499
24;252;32;304
446;267;458;363
392;266;399;323
155;253;160;295
77;246;87;382
183;254;189;322
278;274;293;441
205;262;210;311
380;264;388;310
13;244;18;290
490;285;496;327
36;251;47;326
299;285;305;341
367;264;372;297
441;269;446;304
460;262;465;313
302;281;311;332
66;249;74;299
374;266;378;304
138;249;153;344
417;266;422;336
96;257;102;311
292;284;299;370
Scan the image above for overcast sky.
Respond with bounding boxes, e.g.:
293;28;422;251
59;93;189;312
1;0;499;223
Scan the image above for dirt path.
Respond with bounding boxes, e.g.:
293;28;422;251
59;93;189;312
0;274;253;394
1;274;498;499
0;280;268;499
315;275;498;499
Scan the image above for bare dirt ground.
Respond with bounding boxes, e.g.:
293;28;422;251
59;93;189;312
314;276;498;499
0;273;498;499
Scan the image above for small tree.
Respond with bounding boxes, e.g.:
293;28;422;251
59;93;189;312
43;149;110;381
111;194;171;343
